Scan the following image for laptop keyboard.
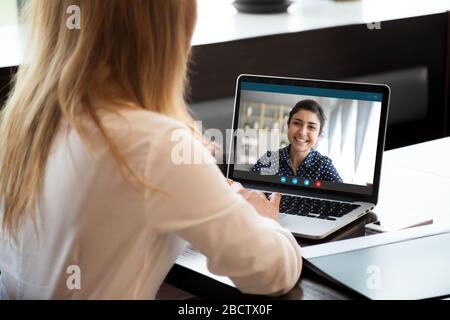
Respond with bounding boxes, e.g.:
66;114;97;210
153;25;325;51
283;197;360;221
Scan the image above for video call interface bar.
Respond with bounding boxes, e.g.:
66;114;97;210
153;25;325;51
233;171;372;195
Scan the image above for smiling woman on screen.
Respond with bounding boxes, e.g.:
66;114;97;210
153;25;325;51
252;99;342;212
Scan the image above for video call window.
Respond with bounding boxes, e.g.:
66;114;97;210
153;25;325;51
233;82;382;193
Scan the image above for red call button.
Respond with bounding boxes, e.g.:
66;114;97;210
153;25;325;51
315;180;322;188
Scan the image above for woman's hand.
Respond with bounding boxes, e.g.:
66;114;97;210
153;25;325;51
227;179;281;222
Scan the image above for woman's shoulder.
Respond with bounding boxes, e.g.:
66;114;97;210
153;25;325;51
258;148;283;162
89;108;195;156
99;108;192;144
310;149;334;164
100;108;187;133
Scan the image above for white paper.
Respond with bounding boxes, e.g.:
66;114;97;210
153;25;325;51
176;245;235;287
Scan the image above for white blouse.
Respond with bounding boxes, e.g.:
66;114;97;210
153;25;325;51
0;109;302;299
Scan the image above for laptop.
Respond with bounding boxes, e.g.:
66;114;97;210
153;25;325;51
227;74;390;239
301;225;450;299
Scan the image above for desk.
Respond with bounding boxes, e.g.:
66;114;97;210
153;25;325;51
163;137;450;299
376;138;450;226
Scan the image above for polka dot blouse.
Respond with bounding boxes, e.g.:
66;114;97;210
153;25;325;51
251;145;343;212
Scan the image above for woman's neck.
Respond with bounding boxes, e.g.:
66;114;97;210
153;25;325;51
289;148;309;173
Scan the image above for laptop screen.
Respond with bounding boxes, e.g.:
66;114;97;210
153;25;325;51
228;75;389;203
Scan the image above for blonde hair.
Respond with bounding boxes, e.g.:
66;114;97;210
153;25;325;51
0;0;198;235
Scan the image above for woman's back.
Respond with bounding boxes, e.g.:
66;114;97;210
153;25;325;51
0;109;302;299
0;1;302;300
0;110;188;299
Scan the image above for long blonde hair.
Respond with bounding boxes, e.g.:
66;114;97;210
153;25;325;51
0;0;198;235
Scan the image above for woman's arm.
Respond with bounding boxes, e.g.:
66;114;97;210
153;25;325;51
144;126;302;296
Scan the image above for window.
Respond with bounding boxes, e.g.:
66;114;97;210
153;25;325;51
0;0;21;26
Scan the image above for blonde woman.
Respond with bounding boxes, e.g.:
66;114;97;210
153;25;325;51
0;0;301;299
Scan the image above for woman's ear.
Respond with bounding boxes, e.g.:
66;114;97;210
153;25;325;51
318;125;324;137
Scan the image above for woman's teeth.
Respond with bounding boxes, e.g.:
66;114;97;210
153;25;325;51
295;137;308;143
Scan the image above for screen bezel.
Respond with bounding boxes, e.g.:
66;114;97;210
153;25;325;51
227;74;390;204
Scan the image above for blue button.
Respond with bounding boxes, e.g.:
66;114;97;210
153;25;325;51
280;176;287;183
291;178;298;185
304;179;310;186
